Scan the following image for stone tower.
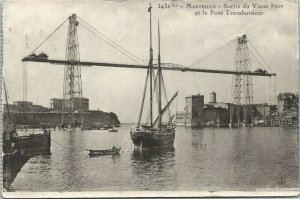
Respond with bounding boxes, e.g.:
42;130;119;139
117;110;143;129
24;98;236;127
185;94;204;127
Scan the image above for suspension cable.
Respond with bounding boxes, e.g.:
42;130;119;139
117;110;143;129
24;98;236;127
248;39;273;72
189;38;236;68
77;17;145;65
79;20;141;65
249;49;267;71
30;18;69;54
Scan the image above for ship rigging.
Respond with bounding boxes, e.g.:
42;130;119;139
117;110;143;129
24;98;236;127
130;3;178;149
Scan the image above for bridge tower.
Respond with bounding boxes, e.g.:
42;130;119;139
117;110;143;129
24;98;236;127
62;14;83;126
230;35;253;127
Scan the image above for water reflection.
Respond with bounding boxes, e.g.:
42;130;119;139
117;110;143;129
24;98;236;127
87;153;121;165
60;131;85;190
87;154;120;158
191;129;207;150
130;147;176;190
10;126;299;191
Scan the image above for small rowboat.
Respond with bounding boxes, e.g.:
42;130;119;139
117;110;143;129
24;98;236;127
85;147;121;156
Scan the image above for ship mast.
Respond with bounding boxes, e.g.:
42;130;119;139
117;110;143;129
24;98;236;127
148;2;153;127
3;78;12;128
158;20;162;130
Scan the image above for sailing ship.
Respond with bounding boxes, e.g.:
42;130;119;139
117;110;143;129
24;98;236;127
130;4;178;149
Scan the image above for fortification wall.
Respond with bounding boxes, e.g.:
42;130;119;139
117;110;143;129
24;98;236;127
3;111;120;128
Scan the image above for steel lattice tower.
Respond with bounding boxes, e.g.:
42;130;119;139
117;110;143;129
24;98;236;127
240;35;254;126
230;35;253;127
62;14;83;125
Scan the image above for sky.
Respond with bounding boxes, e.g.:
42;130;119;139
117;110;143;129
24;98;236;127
3;0;298;123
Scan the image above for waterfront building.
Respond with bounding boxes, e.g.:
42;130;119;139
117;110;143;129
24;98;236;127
184;94;205;127
252;103;277;126
277;92;299;114
204;106;230;126
272;92;299;126
50;97;89;111
50;98;64;111
4;101;49;113
176;93;230;127
176;91;282;127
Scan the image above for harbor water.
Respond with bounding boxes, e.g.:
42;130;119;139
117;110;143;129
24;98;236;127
11;125;299;191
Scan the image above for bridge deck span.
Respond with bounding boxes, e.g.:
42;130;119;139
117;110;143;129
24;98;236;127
21;58;276;77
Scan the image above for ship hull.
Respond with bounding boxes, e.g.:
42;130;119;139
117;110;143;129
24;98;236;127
130;127;175;148
3;130;51;189
18;131;51;155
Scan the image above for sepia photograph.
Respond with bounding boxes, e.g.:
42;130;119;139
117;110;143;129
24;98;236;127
2;0;299;197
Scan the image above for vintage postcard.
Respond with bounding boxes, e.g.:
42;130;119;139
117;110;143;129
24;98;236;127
2;0;299;197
